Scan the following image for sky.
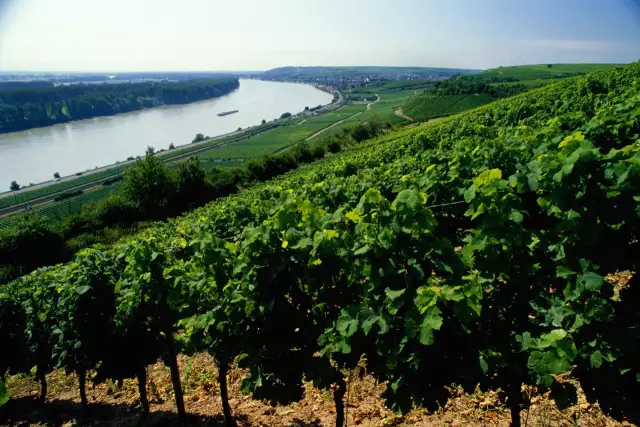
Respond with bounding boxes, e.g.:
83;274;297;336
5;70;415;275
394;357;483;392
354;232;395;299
0;0;639;72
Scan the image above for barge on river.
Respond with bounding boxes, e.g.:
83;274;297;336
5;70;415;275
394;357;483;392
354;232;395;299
217;110;239;117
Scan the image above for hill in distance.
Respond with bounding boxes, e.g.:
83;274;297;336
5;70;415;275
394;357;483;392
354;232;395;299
261;65;482;78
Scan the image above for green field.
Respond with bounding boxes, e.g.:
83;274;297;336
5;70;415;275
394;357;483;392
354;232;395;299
197;122;329;162
378;80;435;91
0;167;124;210
403;94;495;121
487;78;563;88
303;104;366;124
476;63;623;80
0;184;121;230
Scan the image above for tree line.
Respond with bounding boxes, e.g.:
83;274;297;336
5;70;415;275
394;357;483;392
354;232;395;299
0;78;239;133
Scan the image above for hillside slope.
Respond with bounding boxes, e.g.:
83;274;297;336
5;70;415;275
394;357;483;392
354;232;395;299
2;63;640;427
261;65;481;78
474;63;623;80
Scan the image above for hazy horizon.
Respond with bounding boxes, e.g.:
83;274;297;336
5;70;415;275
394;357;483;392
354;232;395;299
1;0;639;72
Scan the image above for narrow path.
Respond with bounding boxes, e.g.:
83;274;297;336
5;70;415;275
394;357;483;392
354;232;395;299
307;94;379;141
306;112;362;140
395;107;414;122
367;94;380;110
297;119;307;125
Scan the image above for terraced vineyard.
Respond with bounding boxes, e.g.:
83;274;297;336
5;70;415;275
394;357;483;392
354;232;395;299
403;93;495;121
476;63;622;80
2;63;640;427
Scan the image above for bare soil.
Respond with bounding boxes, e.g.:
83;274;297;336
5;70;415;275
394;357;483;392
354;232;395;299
1;353;635;427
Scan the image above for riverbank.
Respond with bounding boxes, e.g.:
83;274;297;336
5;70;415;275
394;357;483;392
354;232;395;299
0;85;342;212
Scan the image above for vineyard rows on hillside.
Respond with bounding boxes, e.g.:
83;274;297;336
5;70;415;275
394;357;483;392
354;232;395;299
1;63;639;427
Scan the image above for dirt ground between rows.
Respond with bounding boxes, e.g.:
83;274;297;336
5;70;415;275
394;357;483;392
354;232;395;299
1;352;635;427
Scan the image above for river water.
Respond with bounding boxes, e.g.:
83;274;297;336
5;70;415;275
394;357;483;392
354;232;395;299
0;79;333;187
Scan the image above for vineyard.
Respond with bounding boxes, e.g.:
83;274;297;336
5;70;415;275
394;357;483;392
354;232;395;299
475;63;622;81
1;63;640;427
403;93;495;121
0;184;121;230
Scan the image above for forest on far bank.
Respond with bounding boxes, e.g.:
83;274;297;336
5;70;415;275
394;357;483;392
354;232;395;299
0;77;239;133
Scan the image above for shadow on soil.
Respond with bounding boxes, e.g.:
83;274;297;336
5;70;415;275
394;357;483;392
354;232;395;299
0;396;323;427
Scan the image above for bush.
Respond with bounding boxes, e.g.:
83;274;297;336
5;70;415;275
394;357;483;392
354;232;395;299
280;112;292;119
207;168;238;199
174;157;208;210
101;176;122;186
94;193;139;227
327;140;342;153
310;143;326;159
54;190;83;202
121;152;175;216
290;143;314;164
0;215;69;281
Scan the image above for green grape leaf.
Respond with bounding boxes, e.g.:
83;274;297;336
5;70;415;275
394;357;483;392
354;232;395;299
419;306;442;346
385;287;406;301
582;272;603;292
0;379;9;407
590;350;603;368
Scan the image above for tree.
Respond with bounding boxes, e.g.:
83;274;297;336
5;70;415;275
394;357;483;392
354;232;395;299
192;133;205;143
53;172;61;179
261;119;266;124
304;106;309;111
280;112;292;120
169;143;175;149
175;157;208;209
9;181;19;191
547;64;553;68
121;151;175;215
146;145;155;155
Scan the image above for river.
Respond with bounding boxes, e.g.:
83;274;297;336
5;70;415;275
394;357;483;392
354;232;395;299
0;79;333;187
